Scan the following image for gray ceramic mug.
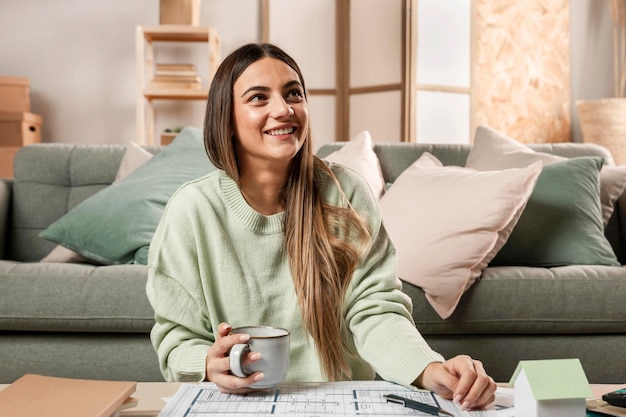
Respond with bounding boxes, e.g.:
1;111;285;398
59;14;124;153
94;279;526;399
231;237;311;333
229;326;290;388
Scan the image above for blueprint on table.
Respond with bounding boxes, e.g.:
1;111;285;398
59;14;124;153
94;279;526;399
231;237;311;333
157;380;498;417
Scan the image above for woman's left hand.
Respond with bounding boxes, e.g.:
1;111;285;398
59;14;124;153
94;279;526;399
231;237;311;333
414;355;496;410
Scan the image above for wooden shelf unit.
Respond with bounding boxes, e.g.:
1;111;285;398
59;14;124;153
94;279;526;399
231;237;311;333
135;25;220;145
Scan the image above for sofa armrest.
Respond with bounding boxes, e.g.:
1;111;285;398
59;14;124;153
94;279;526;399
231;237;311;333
0;179;12;259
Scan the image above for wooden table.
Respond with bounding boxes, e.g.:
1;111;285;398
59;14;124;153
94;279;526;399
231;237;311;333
0;381;623;416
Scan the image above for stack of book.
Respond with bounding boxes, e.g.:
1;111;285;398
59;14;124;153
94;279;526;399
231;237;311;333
149;63;202;90
0;374;137;417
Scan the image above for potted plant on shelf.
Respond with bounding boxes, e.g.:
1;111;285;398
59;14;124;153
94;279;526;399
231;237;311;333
161;126;183;145
576;0;626;164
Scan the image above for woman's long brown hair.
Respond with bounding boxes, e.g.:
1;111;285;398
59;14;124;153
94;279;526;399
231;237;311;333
204;43;370;380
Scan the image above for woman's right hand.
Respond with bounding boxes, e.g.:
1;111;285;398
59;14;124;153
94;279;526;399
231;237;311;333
205;322;265;393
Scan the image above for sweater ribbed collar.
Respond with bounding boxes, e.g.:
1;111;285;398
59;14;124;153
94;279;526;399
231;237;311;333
220;172;285;235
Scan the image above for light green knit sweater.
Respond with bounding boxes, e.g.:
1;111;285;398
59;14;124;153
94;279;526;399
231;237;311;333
146;162;444;386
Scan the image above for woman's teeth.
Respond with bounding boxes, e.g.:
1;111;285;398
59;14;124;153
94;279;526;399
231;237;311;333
267;127;295;136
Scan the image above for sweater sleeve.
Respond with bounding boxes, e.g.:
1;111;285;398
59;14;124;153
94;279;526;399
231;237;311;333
147;268;211;382
146;183;214;382
336;167;445;387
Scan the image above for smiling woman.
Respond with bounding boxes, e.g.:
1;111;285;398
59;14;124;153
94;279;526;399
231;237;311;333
231;57;309;191
145;42;496;408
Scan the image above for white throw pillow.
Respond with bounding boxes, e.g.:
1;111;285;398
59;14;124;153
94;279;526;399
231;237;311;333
468;125;626;226
324;131;386;200
39;245;92;263
379;152;542;319
114;141;155;182
40;142;154;263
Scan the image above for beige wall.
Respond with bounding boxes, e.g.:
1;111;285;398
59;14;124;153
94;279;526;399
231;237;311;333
0;0;615;145
0;0;260;145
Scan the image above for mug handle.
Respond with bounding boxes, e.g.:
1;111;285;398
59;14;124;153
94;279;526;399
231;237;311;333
229;343;250;378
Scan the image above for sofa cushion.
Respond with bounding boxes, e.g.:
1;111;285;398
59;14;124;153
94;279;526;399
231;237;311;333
0;261;153;333
468;125;626;227
379;152;541;319
10;145;125;262
405;264;626;335
323;130;386;199
40;141;155;264
317;140;615;182
39;128;214;265
491;157;619;267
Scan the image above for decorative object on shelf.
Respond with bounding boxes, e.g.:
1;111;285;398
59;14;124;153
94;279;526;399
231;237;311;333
159;0;200;26
161;126;183;145
577;0;626;164
577;98;626;164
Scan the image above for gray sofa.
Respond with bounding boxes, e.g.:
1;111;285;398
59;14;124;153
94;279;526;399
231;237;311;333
1;141;625;384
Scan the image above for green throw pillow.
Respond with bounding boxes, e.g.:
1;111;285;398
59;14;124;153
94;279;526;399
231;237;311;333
39;127;214;265
491;156;619;267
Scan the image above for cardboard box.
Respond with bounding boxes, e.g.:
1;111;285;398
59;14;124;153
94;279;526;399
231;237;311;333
159;0;201;25
0;111;42;146
0;146;20;178
0;76;30;113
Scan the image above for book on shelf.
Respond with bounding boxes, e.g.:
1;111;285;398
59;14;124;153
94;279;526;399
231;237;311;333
155;63;196;72
152;75;202;83
148;81;202;90
154;70;198;77
154;63;198;78
0;374;137;417
149;75;202;90
150;63;202;89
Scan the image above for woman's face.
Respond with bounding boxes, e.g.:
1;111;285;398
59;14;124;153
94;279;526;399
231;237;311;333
232;57;309;173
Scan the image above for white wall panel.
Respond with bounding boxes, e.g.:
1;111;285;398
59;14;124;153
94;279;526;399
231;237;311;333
417;91;470;144
417;0;471;88
350;91;401;142
308;95;336;151
350;0;402;87
269;0;336;89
